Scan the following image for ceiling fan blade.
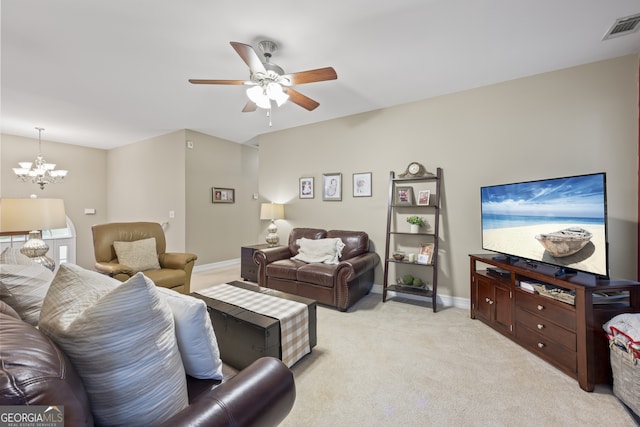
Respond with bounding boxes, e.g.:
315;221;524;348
242;100;257;112
188;79;247;85
230;41;266;75
280;67;337;85
284;87;320;111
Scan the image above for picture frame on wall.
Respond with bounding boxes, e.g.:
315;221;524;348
417;190;431;206
212;187;235;203
323;173;342;201
395;186;414;205
353;172;372;197
299;177;314;199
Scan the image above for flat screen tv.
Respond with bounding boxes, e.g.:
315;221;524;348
480;172;608;278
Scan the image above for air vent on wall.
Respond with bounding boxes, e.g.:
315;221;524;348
603;13;640;40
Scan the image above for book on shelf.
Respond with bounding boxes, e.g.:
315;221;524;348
519;281;537;292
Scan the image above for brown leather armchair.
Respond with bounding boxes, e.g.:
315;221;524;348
92;222;197;294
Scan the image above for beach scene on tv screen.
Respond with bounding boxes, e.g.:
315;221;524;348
481;174;607;276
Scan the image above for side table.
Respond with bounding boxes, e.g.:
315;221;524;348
241;244;271;282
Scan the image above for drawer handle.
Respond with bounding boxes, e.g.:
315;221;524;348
537;342;545;348
537;304;545;311
537;324;544;330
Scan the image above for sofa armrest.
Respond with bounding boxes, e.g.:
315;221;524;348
157;357;295;427
94;261;134;277
254;246;292;265
254;246;293;286
337;252;380;281
159;252;198;270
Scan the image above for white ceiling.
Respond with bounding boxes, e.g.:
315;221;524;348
2;1;639;150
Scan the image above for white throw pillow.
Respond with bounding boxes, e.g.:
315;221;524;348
0;247;34;265
38;264;188;426
0;263;53;325
157;287;223;379
292;237;346;264
113;237;161;272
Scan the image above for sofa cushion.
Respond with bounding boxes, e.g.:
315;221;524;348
113;237;161;272
0;247;34;265
292;237;346;264
0;310;93;426
297;263;338;288
266;259;308;281
0;263;53;325
327;230;369;260
157;287;223;380
38;264;189;426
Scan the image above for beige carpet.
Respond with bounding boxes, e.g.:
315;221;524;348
192;267;637;426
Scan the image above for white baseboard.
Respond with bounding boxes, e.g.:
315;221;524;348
371;284;470;310
193;259;240;273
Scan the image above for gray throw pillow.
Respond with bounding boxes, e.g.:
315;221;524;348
38;264;188;426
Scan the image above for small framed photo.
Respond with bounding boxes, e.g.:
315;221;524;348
395;186;414;205
323;173;342;201
300;177;314;199
212;187;235;203
417;190;431;206
353;172;372;197
418;243;435;265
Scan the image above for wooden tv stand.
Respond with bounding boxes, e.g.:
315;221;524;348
470;254;640;392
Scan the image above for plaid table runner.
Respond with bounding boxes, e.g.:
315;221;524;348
198;283;310;367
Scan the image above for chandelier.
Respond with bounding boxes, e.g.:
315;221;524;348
13;127;68;190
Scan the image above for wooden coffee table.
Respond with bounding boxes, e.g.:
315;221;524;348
192;281;317;370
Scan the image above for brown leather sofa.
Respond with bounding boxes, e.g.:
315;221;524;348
92;221;197;294
254;228;380;311
0;298;295;427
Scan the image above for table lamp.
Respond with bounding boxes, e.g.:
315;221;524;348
260;203;285;246
0;198;67;270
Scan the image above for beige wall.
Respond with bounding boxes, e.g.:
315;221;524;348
184;130;260;265
107;130;187;252
256;54;640;301
0;134;108;268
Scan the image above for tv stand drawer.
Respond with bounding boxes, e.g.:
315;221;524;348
516;290;575;331
516;307;576;352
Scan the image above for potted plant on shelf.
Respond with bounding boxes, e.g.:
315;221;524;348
406;216;426;233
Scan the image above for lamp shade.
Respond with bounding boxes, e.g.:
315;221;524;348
0;198;67;232
260;203;285;221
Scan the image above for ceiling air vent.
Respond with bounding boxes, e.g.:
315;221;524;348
603;13;640;40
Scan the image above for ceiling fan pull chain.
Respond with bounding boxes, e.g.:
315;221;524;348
267;108;272;127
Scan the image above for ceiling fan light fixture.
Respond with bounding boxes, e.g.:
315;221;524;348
246;85;271;109
267;82;289;106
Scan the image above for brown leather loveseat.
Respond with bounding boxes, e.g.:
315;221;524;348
254;228;380;311
0;298;296;427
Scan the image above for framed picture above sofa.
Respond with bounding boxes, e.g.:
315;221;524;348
299;177;314;199
322;173;342;201
353;172;372;197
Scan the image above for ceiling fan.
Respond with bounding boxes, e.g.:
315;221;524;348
189;40;337;114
